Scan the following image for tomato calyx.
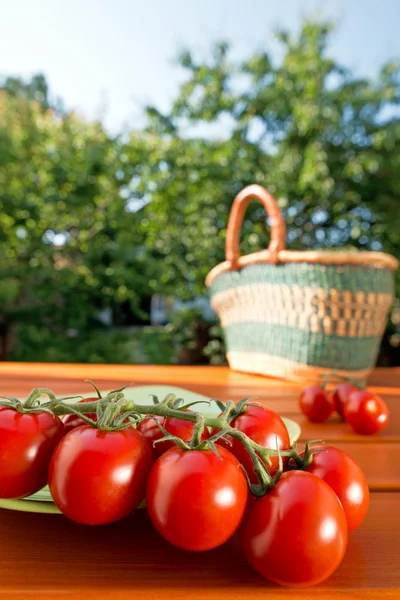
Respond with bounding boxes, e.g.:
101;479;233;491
0;388;81;416
286;440;327;470
215;397;261;423
151;412;229;458
84;380;103;399
149;413;283;496
148;405;286;496
76;392;298;491
90;392;142;431
244;442;284;497
54;382;134;431
0;396;25;412
147;391;211;414
19;385;314;495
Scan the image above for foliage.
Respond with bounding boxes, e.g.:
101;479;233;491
0;83;155;360
129;327;175;365
1;19;400;364
164;307;212;365
203;324;227;366
1;73;52;110
130;21;400;302
10;325;133;364
129;310;227;366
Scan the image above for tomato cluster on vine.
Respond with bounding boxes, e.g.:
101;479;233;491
0;383;371;588
299;379;390;435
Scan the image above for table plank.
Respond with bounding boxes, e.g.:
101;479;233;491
1;362;399;387
2;364;399;490
2;363;400;396
291;411;400;442
296;442;400;491
0;492;398;599
0;365;399;597
2;370;399;445
1;366;399;429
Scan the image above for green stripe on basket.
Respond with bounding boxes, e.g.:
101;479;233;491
222;322;381;371
210;263;395;296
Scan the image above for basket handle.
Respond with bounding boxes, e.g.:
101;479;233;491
225;184;287;268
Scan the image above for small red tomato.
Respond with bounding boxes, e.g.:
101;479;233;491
211;403;290;483
49;426;153;525
344;390;389;435
146;445;248;551
303;445;369;532
299;385;334;423
137;410;210;459
0;407;64;499
332;383;358;419
62;397;98;433
240;471;348;587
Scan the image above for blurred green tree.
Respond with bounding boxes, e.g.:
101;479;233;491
0;82;155;360
129;21;400;303
1;19;400;364
1;73;51;109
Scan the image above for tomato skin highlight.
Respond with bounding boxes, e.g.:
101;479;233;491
299;385;334;423
344;390;389;435
137;410;210;459
303;445;369;532
146;445;248;551
49;426;153;525
62;397;99;433
332;383;358;419
240;471;348;587
0;407;64;499
211;403;290;483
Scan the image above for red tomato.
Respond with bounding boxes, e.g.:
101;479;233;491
303;445;369;532
332;383;358;419
137;410;210;458
49;426;153;525
62;397;98;433
240;471;348;587
146;445;248;551
0;407;64;499
211;403;290;483
343;390;389;435
299;385;334;423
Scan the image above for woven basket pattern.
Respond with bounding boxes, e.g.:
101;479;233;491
209;263;394;376
206;185;397;383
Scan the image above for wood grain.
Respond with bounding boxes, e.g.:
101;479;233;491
0;494;398;599
297;442;400;491
0;365;399;598
1;362;399;388
1;364;399;445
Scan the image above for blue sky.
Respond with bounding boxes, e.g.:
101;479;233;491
1;0;399;132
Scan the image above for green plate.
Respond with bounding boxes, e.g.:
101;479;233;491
0;385;301;515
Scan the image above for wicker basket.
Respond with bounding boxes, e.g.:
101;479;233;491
206;185;399;383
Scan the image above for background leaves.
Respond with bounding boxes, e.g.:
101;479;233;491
1;19;399;363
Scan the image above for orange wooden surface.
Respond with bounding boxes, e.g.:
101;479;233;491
0;493;398;600
0;364;399;599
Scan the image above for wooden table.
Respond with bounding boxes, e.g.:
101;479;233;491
0;363;399;599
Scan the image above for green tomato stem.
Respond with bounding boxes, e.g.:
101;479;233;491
52;398;296;461
190;413;206;448
46;391;307;494
25;388;57;408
